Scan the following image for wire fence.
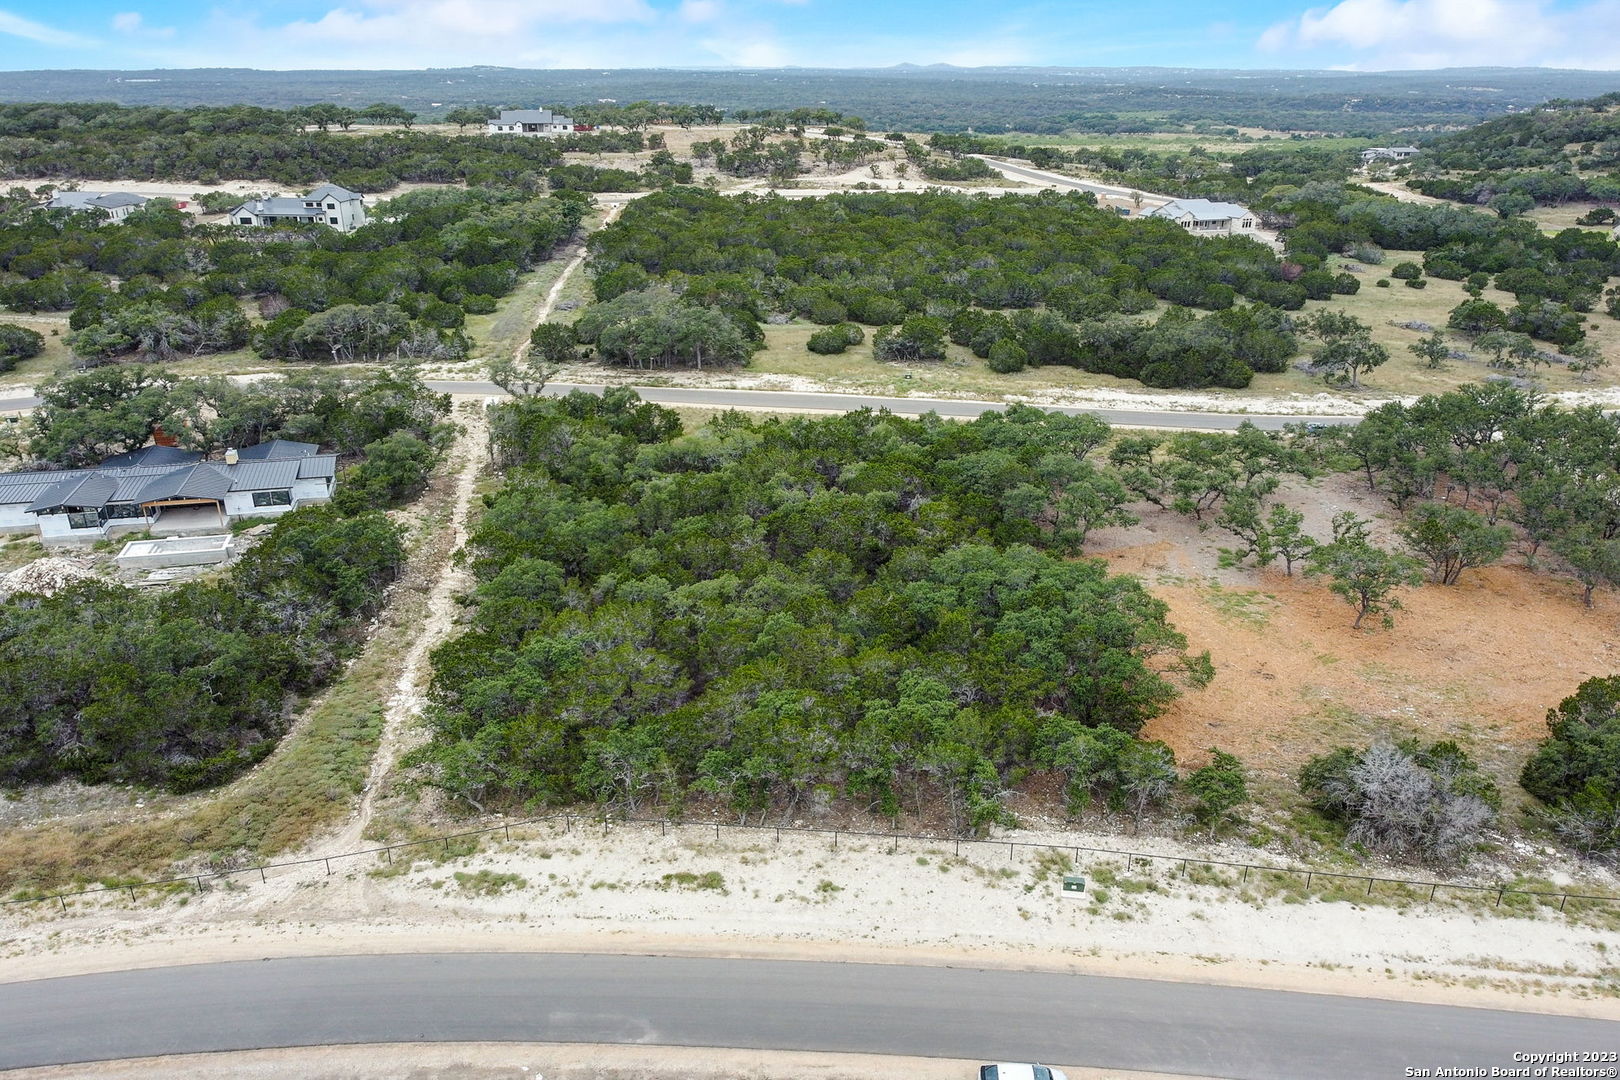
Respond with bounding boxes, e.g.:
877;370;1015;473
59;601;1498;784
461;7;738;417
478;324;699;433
4;812;1617;916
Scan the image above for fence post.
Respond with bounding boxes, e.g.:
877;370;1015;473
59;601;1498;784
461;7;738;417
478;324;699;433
504;823;510;841
196;876;205;892
1242;865;1250;884
1366;877;1374;896
833;830;838;851
1429;883;1438;902
325;858;332;876
1496;887;1505;908
442;838;450;855
661;820;667;837
715;822;720;841
1008;842;1014;860
775;827;780;843
58;896;66;913
1305;871;1313;889
1181;859;1188;876
128;886;137;901
892;834;898;854
260;866;268;883
1559;894;1568;913
384;848;392;865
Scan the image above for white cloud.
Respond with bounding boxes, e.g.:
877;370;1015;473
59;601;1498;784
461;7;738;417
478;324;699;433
0;8;95;47
1258;0;1620;68
679;0;723;22
112;11;176;38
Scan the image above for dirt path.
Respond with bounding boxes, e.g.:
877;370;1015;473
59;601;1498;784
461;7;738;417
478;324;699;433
311;400;488;857
514;202;623;364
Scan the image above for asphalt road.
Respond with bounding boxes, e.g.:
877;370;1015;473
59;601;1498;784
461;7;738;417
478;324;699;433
1;953;1614;1077
976;157;1154;201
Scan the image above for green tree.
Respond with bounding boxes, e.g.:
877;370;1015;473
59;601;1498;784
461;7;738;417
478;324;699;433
1521;676;1620;859
1396;502;1511;585
0;323;44;372
1184;749;1248;833
1408;332;1451;370
1306;533;1425;629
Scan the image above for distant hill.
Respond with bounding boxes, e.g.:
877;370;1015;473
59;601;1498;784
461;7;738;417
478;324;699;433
0;66;1614;135
1420;90;1620;170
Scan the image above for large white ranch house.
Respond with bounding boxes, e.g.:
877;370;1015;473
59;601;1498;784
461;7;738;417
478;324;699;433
487;108;578;136
226;183;368;233
1140;198;1256;235
0;441;336;545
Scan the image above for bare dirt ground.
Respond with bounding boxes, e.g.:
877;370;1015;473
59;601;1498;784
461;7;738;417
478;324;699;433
1083;472;1617;793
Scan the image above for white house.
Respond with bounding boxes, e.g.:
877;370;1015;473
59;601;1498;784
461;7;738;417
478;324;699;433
1140;199;1256;235
45;191;151;223
487;108;576;136
1360;146;1421;165
0;440;336;545
226;183;368;233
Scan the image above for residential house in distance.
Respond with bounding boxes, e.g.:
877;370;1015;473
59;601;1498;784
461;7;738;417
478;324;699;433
1360;146;1421;165
0;440;336;544
487;108;579;136
45;191;151;223
1140;198;1256;235
226;183;368;232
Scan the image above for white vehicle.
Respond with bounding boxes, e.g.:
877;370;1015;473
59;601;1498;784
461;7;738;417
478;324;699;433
979;1065;1069;1080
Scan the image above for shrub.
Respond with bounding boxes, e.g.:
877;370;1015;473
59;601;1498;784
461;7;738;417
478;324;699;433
986;337;1028;373
1403;277;1428;290
1521;676;1620;859
0;323;45;372
1299;739;1499;863
873;315;948;362
1390;261;1423;281
807;322;865;355
1375;278;1391;288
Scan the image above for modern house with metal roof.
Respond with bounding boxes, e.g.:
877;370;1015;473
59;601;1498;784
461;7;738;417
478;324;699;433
1140;198;1256;235
0;442;337;544
45;191;152;223
487;108;577;136
226;184;368;233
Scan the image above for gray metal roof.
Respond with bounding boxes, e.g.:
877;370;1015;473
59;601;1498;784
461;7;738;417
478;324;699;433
494;109;573;125
2;448;336;515
1142;198;1251;221
298;456;337;480
304;184;363;204
133;463;232;504
237;439;319;461
47;191;151;211
97;445;203;468
229;196;323;218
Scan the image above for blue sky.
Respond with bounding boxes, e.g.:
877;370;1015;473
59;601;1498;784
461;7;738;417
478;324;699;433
1;0;1618;72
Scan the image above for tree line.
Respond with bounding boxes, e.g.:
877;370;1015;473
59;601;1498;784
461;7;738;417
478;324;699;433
583;187;1311;389
0;186;582;367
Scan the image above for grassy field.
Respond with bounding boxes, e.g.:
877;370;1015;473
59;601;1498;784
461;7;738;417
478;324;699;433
732;267;1620;404
1524;201;1615;233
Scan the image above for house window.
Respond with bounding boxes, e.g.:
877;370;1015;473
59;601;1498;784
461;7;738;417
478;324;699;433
329;218;339;225
67;511;100;530
252;489;293;507
239;217;253;225
105;503;145;520
326;203;336;209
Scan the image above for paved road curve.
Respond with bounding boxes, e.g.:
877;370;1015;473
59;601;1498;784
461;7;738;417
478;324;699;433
2;953;1615;1077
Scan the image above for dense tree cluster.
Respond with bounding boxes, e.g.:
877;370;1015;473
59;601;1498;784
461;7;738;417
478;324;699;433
414;392;1215;830
1406;93;1620;208
0;102;651;190
0;506;405;791
0;321;43;371
22;364;451;467
0;187;582;366
586;188;1304;388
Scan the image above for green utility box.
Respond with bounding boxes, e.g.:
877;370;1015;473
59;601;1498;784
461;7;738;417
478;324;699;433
1061;875;1086;894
